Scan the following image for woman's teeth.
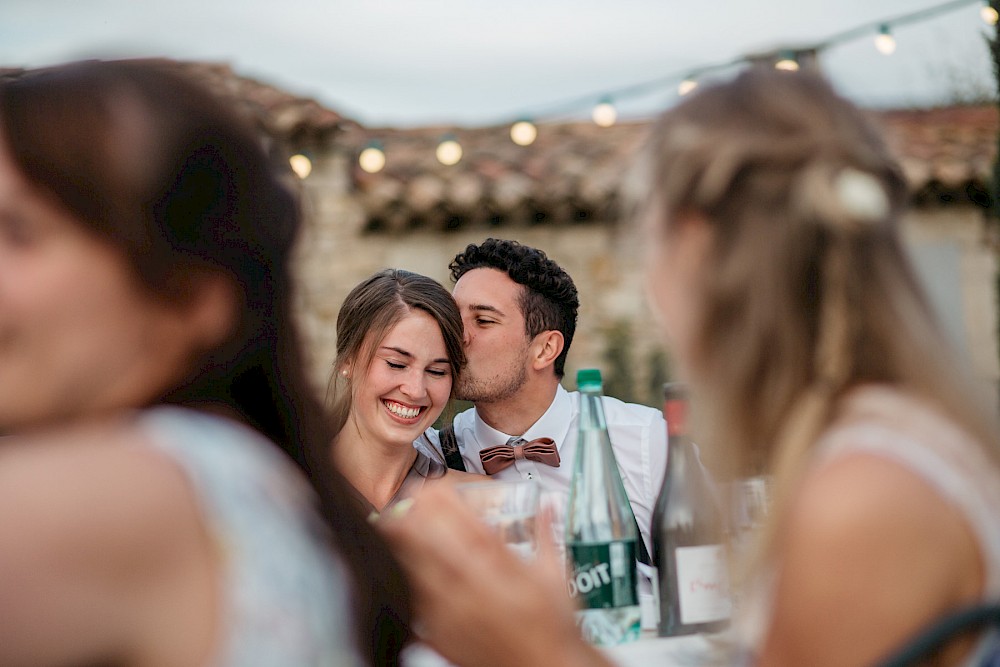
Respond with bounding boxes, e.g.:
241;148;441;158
384;400;421;419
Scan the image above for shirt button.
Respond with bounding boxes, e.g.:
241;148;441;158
526;473;534;480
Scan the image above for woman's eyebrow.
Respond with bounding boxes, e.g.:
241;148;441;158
381;346;451;366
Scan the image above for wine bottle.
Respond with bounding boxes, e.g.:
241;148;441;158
652;383;731;636
565;368;642;646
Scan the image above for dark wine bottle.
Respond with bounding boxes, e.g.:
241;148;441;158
652;383;731;637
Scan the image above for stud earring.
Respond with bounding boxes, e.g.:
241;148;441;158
341;369;349;378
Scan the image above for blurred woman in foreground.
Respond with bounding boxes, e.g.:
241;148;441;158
0;59;408;666
380;68;1000;666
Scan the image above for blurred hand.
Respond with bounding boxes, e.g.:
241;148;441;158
378;484;611;667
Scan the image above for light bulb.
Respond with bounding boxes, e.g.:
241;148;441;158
982;3;999;25
436;138;463;166
678;78;698;96
874;26;896;55
289;154;312;179
592;100;617;127
510;120;537;146
775;58;799;72
359;145;386;173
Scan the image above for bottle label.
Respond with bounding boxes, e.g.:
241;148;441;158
567;540;639;609
675;544;732;624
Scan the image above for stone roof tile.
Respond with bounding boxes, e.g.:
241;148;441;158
345;105;997;232
1;59;357;145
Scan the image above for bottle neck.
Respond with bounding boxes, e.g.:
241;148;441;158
667;435;695;474
664;398;687;439
578;388;607;431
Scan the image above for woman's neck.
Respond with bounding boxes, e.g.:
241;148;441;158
332;429;419;512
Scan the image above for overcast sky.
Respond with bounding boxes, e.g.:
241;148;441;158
1;0;993;127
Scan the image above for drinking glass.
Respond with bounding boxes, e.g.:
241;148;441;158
457;480;540;560
727;475;770;562
539;488;568;558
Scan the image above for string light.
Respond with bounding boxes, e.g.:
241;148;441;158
289;153;312;179
510;119;538;146
591;97;617;127
352;0;983;169
678;78;698;96
502;1;978;129
436;134;463;166
774;51;800;71
982;0;999;24
874;24;897;54
359;141;386;173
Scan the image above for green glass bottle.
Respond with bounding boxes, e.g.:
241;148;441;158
565;368;641;645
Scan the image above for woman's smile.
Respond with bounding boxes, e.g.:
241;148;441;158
382;399;426;422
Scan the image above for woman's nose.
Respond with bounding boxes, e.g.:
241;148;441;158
400;370;427;398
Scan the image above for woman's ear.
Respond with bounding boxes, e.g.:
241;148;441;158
184;271;240;352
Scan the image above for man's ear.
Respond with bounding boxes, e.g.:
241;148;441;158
529;330;565;372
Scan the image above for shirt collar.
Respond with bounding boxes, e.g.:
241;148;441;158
471;384;575;451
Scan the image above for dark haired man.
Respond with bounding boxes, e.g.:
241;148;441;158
427;238;667;623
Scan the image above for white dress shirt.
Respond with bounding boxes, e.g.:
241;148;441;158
423;384;668;556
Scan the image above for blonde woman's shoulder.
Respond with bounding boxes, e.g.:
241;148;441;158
758;450;982;666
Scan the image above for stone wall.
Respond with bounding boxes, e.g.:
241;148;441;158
291;151;1000;407
902;207;999;403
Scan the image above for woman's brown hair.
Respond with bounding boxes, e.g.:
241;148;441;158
0;59;410;665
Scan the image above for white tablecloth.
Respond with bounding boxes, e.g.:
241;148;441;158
604;632;729;666
402;631;729;667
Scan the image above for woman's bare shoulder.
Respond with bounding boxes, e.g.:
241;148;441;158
0;423;214;661
1;423;203;543
758;451;983;666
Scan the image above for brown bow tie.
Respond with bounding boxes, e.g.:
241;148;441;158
479;437;560;475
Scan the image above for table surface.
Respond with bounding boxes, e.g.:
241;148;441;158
603;631;731;666
401;631;732;667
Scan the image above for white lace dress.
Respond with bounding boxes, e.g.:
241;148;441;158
139;407;364;667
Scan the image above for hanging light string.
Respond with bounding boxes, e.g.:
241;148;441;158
811;0;987;53
501;0;986;126
338;0;988;175
482;53;747;130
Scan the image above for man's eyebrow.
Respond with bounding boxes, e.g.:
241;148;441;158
468;304;505;317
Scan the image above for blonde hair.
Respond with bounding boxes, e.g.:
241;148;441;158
638;68;1000;572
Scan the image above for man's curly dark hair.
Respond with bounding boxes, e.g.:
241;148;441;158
450;238;579;379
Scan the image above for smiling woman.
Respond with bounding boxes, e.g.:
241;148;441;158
328;268;485;514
